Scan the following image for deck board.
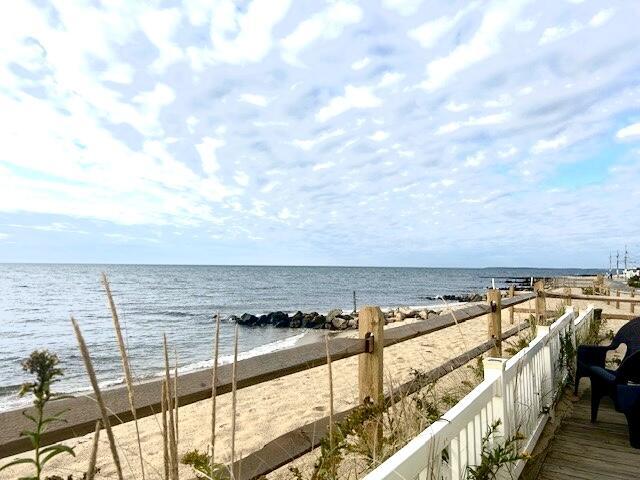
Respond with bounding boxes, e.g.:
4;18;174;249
537;393;640;479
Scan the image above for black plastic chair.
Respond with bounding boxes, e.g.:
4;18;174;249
615;384;640;448
589;350;640;448
575;317;640;394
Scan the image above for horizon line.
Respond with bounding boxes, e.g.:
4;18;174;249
0;261;605;270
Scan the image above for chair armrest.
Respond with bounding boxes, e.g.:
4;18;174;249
615;385;640;413
577;344;612;369
589;366;617;383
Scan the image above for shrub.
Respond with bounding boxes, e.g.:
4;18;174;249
628;275;640;288
181;449;230;480
0;350;75;479
465;420;528;480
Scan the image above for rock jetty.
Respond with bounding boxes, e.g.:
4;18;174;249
228;306;446;330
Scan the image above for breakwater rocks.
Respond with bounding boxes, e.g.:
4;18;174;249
230;306;443;331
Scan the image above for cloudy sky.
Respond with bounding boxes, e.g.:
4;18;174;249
1;0;639;267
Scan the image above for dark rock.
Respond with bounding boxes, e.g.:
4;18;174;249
312;314;326;328
238;313;258;326
228;315;240;323
268;311;290;327
258;314;269;326
300;312;323;328
290;310;305;328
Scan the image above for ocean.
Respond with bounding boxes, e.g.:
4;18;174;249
0;264;597;411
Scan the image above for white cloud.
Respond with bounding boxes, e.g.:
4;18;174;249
445;102;470;112
312;161;335;171
192;0;292;66
484;94;512;108
590;9;615;27
196;137;226;175
464;151;485;167
369;130;390;142
616;122;640;140
421;0;528;90
234;171;250;186
351;57;370;70
382;0;424;16
280;1;362;66
409;2;478;49
316;85;382;122
531;135;568;153
238;93;270;107
0;233;8;240
277;207;292;220
499;146;518;158
436;112;510;134
139;8;183;72
291;129;345;151
539;9;614;46
539;21;582;44
378;72;405;88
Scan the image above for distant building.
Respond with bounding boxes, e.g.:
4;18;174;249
623;267;640;279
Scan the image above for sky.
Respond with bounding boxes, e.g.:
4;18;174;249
1;0;639;268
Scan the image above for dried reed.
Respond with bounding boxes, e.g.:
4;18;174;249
230;324;239;474
86;420;101;480
325;334;335;480
101;272;146;480
71;316;124;480
174;348;179;453
161;380;169;480
210;313;221;474
163;335;178;480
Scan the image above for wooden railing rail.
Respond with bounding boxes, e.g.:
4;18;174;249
546;291;640;304
0;293;535;459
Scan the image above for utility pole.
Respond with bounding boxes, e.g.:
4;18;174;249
616;250;620;276
609;252;612;273
625;245;628;270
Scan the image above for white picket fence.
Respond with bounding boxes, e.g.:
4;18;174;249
365;305;595;480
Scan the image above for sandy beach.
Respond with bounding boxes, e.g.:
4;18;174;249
0;289;631;480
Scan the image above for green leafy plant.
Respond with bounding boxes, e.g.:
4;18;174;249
585;313;612;345
558;329;576;384
581;286;595;295
463;357;484;388
465;420;528;480
628;275;640;288
505;317;537;356
0;350;75;480
180;449;230;480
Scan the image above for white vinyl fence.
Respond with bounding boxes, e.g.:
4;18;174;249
365;305;595;480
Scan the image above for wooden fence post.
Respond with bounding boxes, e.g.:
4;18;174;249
534;280;546;325
509;285;515;325
632;289;635;314
358;306;384;452
487;289;502;357
616;290;620;309
606;287;610;305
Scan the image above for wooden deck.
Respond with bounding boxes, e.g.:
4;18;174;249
537;392;640;479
